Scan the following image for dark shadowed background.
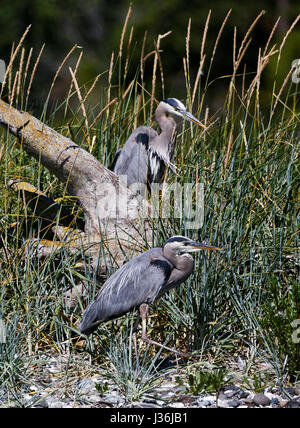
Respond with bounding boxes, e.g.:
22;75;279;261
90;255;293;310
0;0;299;115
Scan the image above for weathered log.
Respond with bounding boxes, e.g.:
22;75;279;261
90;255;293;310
0;99;153;268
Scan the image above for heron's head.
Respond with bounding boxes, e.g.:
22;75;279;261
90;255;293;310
163;235;221;257
158;98;205;129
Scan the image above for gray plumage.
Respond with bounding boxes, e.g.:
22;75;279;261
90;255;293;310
112;98;205;188
79;236;220;336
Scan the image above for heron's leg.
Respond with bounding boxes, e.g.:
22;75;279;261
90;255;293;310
132;314;141;364
139;303;190;359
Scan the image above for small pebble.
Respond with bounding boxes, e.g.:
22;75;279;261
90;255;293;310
217;393;228;401
103;393;125;405
270;397;279;406
198;399;215;407
217;399;231;408
169;402;185;408
238;390;250;399
225;390;237;399
284;400;300;408
228;400;240;408
48;401;68;408
253;393;271;407
223;385;240;393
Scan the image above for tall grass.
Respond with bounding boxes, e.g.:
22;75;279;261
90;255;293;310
0;9;299;402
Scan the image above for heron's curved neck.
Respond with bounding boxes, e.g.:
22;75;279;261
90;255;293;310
153;114;178;157
157;114;177;138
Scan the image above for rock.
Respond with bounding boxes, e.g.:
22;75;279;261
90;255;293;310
227;400;240;408
169;402;185;408
48;400;68;408
217;400;229;409
84;394;105;404
174;394;197;406
217;393;228;401
144;397;165;406
224;390;238;399
102;393;125;406
253;393;271;406
270;397;280;406
197;394;215;407
217;399;231;408
238;390;250;399
284;400;300;408
217;397;240;408
33;398;49;408
198;399;215;407
242;393;255;404
223;385;240;393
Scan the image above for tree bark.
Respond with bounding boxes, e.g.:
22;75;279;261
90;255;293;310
0;99;152;268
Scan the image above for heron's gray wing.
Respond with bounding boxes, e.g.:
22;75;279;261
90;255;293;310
113;126;158;187
79;248;173;334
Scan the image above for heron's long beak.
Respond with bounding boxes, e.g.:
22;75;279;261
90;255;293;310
180;241;221;253
181;110;206;129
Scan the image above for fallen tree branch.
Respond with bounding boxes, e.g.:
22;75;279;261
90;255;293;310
0;99;152;267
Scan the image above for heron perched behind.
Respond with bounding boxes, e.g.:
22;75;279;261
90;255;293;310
111;99;205;189
79;236;220;356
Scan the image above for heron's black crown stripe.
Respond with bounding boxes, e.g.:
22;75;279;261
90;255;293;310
163;236;189;247
163;98;179;108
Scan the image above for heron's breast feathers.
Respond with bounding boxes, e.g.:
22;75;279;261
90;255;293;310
148;147;177;180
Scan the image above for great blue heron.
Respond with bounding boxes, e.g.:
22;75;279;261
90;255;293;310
79;236;220;356
111;99;205;189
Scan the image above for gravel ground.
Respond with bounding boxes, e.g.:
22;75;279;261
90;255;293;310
1;353;299;408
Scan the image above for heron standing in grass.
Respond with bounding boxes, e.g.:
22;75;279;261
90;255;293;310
111;98;205;189
79;236;220;357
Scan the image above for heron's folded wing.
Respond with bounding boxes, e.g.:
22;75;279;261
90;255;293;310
79;248;171;333
113;126;158;187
